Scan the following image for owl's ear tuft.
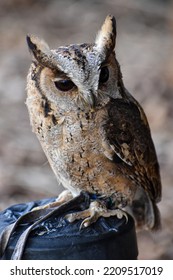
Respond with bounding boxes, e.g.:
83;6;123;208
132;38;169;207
95;15;116;57
26;35;53;68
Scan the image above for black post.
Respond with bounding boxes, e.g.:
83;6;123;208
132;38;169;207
0;197;138;260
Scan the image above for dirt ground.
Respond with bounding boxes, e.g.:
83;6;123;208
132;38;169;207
0;0;173;259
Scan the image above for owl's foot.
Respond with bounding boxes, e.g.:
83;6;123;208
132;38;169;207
32;190;73;211
65;200;128;228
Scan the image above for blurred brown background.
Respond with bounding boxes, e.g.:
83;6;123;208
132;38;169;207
0;0;173;259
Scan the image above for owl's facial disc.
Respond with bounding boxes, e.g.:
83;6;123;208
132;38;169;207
27;15;116;108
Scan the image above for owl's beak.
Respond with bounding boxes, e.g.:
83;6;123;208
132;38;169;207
84;90;96;108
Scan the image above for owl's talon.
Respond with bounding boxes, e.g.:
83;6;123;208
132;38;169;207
65;207;91;224
80;221;91;229
113;209;128;223
65;200;128;228
79;215;98;229
65;213;76;223
31;190;73;212
79;220;87;230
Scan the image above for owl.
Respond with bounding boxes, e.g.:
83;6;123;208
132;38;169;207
26;15;161;230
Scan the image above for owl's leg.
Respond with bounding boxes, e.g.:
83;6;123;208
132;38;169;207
32;190;73;211
65;200;128;228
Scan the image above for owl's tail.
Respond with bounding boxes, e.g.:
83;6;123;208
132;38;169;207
126;188;161;231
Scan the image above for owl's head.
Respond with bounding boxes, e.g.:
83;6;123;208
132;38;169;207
27;15;123;112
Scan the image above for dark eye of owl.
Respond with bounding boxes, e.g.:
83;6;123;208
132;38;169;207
99;66;109;84
54;79;75;92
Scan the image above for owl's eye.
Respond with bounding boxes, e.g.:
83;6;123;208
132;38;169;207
54;79;75;92
99;66;109;84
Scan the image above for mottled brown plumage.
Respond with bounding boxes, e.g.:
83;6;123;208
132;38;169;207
26;15;161;230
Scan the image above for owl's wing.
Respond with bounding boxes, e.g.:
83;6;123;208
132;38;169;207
104;96;161;203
